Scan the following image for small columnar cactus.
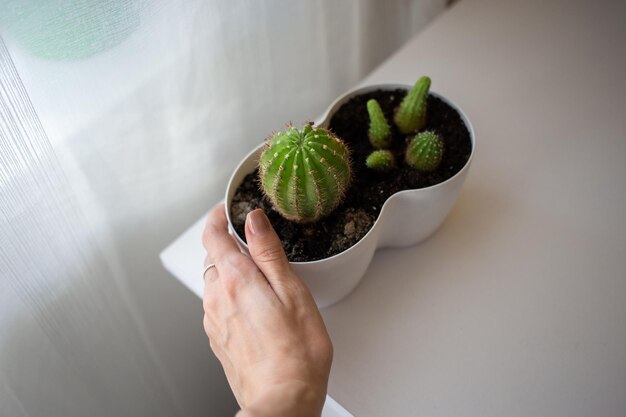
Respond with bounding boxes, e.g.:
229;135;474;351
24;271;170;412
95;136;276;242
366;150;395;172
367;99;392;149
394;76;431;134
405;131;444;172
258;124;352;223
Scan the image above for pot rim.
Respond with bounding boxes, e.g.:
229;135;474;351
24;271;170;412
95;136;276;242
225;83;476;265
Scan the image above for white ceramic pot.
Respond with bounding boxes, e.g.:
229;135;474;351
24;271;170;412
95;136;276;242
225;84;475;308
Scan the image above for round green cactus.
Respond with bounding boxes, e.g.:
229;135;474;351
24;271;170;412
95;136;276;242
366;150;395;172
258;124;352;223
406;131;444;172
367;99;392;149
394;76;431;134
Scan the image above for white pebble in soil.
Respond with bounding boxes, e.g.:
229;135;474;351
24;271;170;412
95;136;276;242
231;201;255;226
330;208;374;255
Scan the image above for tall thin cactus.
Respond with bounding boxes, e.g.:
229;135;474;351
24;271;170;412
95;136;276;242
367;99;392;149
258;124;352;223
394;76;431;134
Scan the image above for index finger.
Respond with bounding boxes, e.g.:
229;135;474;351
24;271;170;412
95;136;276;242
202;203;241;262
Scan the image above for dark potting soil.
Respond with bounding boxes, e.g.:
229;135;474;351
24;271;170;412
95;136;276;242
230;90;472;262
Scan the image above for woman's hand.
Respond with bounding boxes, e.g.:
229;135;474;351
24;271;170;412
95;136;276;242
202;204;333;417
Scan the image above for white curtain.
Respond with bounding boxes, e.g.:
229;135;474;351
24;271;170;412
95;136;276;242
0;1;446;416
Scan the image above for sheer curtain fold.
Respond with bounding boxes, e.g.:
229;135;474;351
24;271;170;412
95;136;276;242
0;1;445;416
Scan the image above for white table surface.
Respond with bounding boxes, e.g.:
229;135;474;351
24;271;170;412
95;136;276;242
162;0;626;415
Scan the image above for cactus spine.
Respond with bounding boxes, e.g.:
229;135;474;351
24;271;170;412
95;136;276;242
258;124;352;223
394;76;431;134
366;150;395;172
406;131;443;172
367;99;392;149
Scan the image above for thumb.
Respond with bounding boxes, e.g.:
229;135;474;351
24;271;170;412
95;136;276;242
245;209;293;284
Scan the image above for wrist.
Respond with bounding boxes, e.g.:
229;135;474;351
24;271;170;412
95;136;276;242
237;382;326;417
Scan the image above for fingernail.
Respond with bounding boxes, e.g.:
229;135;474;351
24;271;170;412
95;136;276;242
247;209;270;236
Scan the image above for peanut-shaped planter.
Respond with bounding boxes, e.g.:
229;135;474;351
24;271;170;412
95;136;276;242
225;84;475;308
